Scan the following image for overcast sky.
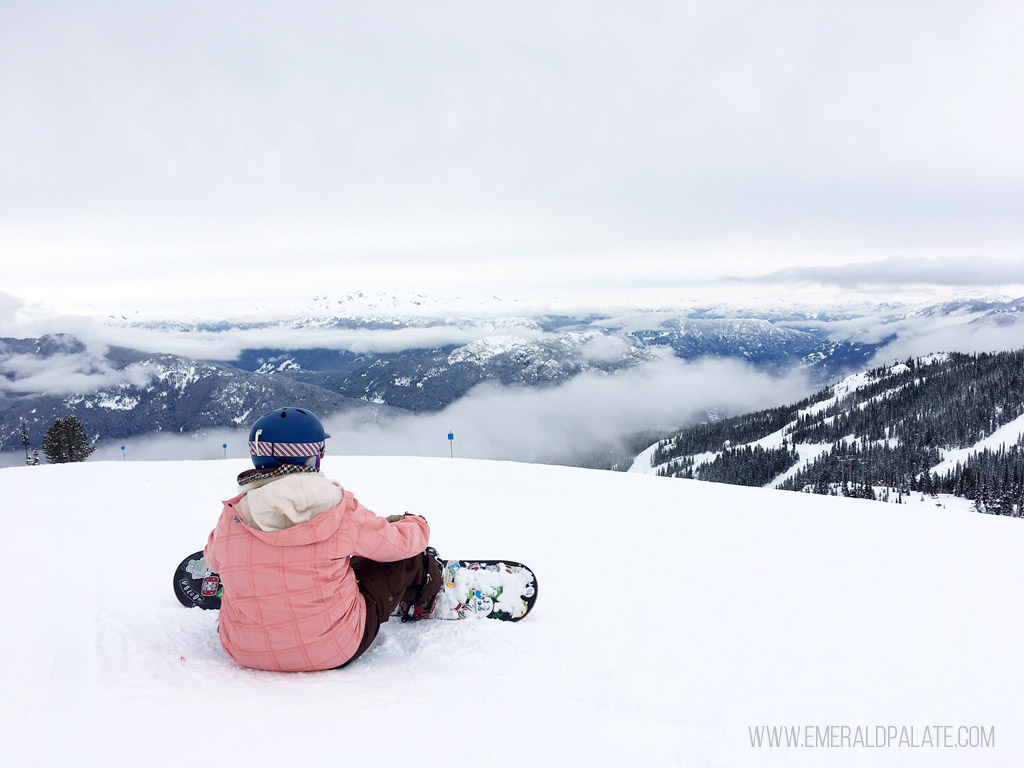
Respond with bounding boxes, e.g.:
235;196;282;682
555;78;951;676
2;0;1022;313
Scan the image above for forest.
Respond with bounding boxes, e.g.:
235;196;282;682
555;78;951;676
652;350;1024;516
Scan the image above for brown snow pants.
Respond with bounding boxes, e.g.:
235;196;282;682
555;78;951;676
341;552;441;666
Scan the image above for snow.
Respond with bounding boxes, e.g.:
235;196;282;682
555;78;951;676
750;424;789;450
2;457;1022;767
931;411;1024;475
765;442;834;488
154;362;201;391
95;392;141;411
796;370;873;420
628;441;660;474
447;335;539;364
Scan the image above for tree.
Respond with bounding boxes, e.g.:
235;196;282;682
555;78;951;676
20;421;41;466
41;417;95;463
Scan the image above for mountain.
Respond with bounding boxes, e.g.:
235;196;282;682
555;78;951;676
4;293;1023;458
0;335;386;453
226;332;657;411
1;456;1017;766
635;348;1024;515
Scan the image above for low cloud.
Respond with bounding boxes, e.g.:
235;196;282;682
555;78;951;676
1;301;550;361
320;356;814;466
0;352;153;397
86;427;244;464
99;323;543;361
870;314;1024;363
738;255;1024;288
8;356;814;470
575;333;634;364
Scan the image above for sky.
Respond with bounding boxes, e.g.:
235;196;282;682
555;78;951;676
2;0;1023;315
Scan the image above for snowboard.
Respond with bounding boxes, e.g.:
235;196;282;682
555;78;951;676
401;558;538;622
173;551;223;610
173;551;538;622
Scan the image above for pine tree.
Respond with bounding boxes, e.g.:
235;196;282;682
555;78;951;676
41;417;96;464
21;421;31;465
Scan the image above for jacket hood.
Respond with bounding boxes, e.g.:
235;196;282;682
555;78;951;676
223;474;348;546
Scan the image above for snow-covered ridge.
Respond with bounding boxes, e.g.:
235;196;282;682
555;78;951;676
636;350;1024;503
447;335;541;365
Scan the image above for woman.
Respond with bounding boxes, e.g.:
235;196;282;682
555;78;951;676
205;407;442;671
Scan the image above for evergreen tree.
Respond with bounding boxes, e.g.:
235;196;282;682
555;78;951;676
21;421;31;465
41;417;96;464
648;348;1024;518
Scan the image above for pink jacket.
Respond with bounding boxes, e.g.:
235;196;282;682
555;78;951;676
204;484;430;672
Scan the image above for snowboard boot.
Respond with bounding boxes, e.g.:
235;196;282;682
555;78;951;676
399;547;444;622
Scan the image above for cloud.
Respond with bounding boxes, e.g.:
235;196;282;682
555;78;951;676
97;323;546;360
10;356;814;470
576;333;633;364
870;314;1024;363
5;2;1024;311
0;298;553;360
85;427;244;464
0;352;153;397
0;291;25;326
320;356;814;466
738;256;1024;289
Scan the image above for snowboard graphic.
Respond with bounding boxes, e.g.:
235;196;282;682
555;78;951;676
395;558;538;622
173;551;223;609
173;551;538;621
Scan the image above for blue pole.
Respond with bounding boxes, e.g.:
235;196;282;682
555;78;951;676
448;432;454;458
223;443;228;460
121;445;125;461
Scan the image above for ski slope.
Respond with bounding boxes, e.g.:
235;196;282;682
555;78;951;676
1;457;1021;767
931;411;1024;476
633;357;1024;492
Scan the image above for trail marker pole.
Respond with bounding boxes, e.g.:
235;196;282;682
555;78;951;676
121;445;126;461
223;443;228;459
448;432;454;458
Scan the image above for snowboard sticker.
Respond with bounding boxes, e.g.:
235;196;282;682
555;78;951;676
173;551;222;609
426;559;538;622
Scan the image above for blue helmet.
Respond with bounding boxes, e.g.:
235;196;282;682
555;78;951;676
248;407;331;469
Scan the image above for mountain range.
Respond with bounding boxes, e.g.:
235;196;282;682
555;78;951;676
3;293;1023;460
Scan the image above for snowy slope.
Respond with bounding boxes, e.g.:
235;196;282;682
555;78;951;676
931;411;1024;476
636;354;1024;493
2;457;1021;767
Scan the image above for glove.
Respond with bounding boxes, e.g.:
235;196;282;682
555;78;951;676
386;512;428;524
